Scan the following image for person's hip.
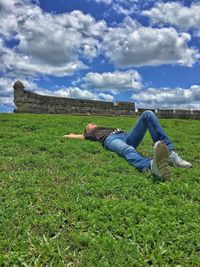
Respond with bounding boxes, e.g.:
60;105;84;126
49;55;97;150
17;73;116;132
103;132;127;148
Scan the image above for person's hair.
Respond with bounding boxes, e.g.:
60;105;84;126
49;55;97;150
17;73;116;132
83;123;95;137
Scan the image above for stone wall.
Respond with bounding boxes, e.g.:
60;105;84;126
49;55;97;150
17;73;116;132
13;81;135;116
136;108;200;120
13;81;200;119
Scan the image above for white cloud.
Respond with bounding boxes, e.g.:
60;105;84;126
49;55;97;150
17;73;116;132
131;85;200;109
57;10;106;37
92;0;154;15
0;0;25;12
0;43;87;77
0;0;32;37
94;0;112;5
0;14;18;38
0;96;13;105
93;0;142;5
84;70;142;90
0;76;40;111
143;2;200;31
35;87;114;102
103;17;200;67
0;78;44;109
98;92;114;101
0;77;14;97
112;3;136;16
1;0;199;81
42;87;99;100
0;2;106;77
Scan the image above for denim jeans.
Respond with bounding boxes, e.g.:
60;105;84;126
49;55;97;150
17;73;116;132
103;110;174;172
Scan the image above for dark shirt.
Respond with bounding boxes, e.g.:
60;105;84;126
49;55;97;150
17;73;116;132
84;127;119;144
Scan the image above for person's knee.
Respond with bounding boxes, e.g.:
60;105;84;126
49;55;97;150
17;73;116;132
141;110;155;119
142;110;154;116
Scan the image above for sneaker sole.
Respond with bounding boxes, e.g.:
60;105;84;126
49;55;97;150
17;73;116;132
154;141;170;180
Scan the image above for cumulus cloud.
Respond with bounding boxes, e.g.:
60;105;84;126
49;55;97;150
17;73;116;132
35;87;114;102
94;0;112;5
0;77;14;97
83;70;142;90
112;4;136;16
0;77;39;95
131;85;200;109
103;17;200;67
0;43;87;77
0;96;13;105
143;2;200;32
93;0;140;5
0;0;28;11
0;0;33;37
98;92;114;101
0;1;106;77
0;95;14;113
0;0;199;81
0;76;41;111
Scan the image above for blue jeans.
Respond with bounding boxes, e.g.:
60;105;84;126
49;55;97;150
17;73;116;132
103;110;174;172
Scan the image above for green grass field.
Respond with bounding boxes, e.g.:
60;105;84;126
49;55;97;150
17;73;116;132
0;113;200;266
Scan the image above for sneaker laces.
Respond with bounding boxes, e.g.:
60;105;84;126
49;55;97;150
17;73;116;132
169;150;192;168
169;151;181;163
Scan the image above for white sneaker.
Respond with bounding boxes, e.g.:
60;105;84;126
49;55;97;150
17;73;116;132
151;141;170;180
169;151;192;168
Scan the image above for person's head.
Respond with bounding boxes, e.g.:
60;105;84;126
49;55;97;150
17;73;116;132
83;123;97;136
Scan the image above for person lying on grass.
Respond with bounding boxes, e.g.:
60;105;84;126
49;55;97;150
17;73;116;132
63;110;192;181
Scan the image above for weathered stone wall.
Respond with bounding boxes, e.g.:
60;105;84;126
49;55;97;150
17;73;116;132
13;82;135;116
136;108;200;120
13;81;200;119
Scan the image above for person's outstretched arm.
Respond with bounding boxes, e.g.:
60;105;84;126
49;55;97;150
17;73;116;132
63;133;85;139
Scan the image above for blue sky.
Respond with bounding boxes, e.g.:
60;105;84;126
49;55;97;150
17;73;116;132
0;0;200;112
